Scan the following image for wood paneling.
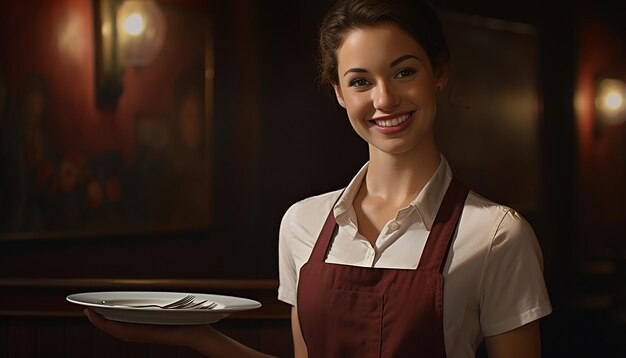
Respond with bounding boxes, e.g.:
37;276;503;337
6;322;36;358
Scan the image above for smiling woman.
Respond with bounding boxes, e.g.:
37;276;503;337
86;1;552;357
279;4;551;356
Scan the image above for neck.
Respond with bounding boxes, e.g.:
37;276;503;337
364;137;441;205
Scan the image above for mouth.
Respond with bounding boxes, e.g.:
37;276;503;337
370;111;414;127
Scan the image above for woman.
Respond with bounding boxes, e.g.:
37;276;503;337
86;0;552;356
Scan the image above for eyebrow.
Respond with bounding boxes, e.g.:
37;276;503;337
390;54;419;67
342;55;421;77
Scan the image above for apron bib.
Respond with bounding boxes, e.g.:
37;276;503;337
297;178;468;358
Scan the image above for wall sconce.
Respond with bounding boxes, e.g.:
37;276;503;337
116;0;166;67
595;78;626;130
94;0;166;108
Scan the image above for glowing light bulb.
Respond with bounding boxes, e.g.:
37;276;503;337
123;13;145;36
116;0;166;66
603;91;623;111
595;78;626;125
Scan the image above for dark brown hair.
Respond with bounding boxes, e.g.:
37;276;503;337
318;0;449;88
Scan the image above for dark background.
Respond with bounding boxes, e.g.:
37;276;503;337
1;0;625;356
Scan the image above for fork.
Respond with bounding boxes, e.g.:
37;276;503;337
172;299;218;310
196;301;218;310
102;294;195;309
130;298;217;310
129;294;196;308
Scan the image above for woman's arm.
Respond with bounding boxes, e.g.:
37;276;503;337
484;320;541;358
290;307;308;358
85;309;275;357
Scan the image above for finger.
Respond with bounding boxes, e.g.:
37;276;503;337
84;309;119;332
83;308;199;346
84;308;105;327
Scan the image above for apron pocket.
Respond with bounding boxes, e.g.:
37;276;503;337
328;289;383;358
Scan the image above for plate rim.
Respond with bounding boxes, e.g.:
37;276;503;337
66;290;262;313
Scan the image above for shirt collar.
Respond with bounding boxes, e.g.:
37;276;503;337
333;154;453;231
334;162;368;224
410;155;453;231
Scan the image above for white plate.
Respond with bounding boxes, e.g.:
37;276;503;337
67;291;261;325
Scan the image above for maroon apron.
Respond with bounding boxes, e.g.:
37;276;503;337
297;178;468;358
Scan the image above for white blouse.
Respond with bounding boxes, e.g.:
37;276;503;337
278;156;552;357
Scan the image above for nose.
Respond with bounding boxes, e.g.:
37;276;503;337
372;81;400;111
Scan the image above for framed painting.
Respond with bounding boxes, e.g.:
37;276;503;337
0;1;213;239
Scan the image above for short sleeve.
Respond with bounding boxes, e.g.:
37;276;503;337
478;209;553;336
277;204;298;306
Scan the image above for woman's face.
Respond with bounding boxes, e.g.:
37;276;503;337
333;22;447;156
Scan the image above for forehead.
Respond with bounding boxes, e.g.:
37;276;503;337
336;22;431;71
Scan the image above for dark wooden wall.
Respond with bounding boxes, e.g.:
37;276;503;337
0;278;293;357
1;0;625;356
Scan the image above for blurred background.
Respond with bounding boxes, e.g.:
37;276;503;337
0;0;624;356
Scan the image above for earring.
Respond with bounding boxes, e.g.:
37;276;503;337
436;85;441;92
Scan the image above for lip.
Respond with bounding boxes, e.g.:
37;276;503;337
370;111;415;134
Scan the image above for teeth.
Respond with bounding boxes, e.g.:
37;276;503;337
374;113;410;127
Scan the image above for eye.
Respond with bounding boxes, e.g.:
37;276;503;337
349;78;370;88
395;68;416;78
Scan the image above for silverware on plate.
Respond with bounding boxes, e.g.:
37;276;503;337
101;294;218;309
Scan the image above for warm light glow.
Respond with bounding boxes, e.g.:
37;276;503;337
595;78;626;125
116;0;166;66
57;11;87;62
603;91;623;111
123;13;145;36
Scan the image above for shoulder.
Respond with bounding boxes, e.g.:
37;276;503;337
282;189;343;228
278;188;343;299
279;189;343;246
461;190;544;276
457;190;542;269
462;191;536;241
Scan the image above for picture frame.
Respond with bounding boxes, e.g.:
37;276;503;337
0;2;214;240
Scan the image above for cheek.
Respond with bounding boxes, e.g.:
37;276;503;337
406;79;435;97
406;88;437;114
343;94;371;118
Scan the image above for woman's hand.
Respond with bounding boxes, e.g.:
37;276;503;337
84;309;207;347
84;309;276;358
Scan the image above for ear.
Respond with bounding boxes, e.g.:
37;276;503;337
332;83;346;108
435;65;449;92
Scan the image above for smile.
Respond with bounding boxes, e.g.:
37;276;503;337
372;111;414;127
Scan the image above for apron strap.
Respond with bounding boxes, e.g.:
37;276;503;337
308;190;344;263
417;177;469;273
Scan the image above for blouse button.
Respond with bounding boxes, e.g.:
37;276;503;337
388;221;400;231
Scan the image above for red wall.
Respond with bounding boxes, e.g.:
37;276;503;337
575;3;626;255
0;0;202;162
